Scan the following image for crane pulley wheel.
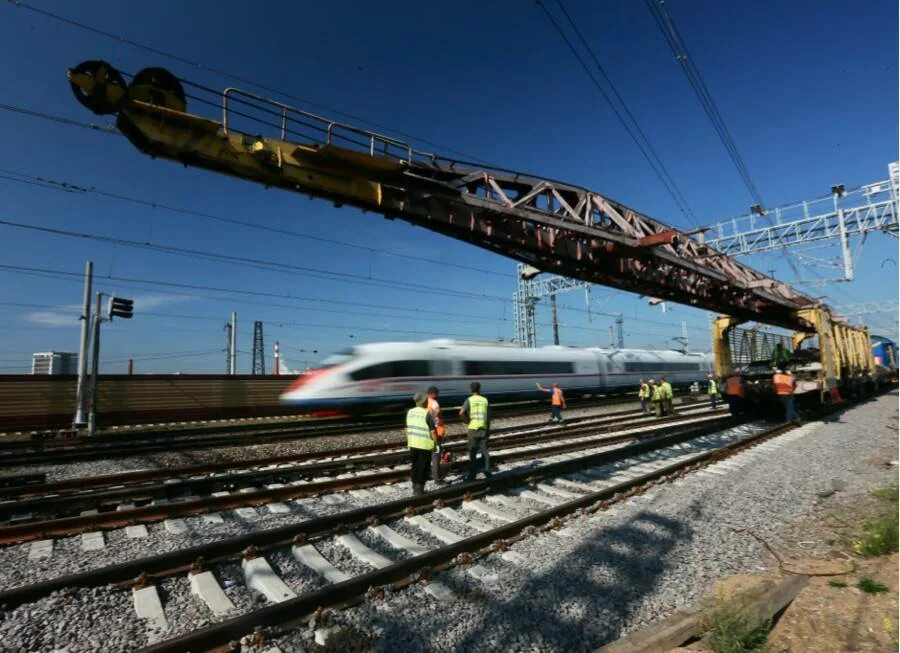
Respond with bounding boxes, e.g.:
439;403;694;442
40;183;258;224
68;60;127;116
129;67;187;114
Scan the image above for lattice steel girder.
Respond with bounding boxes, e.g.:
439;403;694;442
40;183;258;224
706;200;897;255
68;61;826;332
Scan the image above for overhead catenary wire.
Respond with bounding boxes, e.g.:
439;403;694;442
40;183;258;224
642;0;764;213
536;0;698;227
0;218;513;303
550;0;697;226
0;167;510;279
5;0;489;164
0;102;119;135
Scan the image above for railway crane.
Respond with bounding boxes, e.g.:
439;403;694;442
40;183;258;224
65;61;875;395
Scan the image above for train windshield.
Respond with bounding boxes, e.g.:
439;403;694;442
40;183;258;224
315;348;355;369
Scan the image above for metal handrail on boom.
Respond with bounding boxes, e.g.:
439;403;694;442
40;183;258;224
221;87;424;164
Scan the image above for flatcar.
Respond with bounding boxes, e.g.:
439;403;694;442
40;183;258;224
280;339;714;413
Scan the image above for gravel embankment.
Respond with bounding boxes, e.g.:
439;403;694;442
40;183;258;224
260;391;898;653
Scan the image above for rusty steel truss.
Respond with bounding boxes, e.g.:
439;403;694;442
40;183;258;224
67;61;829;331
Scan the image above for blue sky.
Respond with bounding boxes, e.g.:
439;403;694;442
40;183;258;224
0;0;897;373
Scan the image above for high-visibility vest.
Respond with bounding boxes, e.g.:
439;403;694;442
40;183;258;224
467;394;489;430
773;373;794;396
638;383;649;399
551;387;564;406
724;376;745;397
406;406;434;450
661;382;673;399
651;385;662;401
707;379;718;395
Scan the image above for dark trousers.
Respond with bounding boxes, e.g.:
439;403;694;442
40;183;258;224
466;429;490;479
725;395;744;416
431;440;444;481
550;406;563;422
709;393;718;409
779;395;799;422
640;398;649;414
409;447;432;486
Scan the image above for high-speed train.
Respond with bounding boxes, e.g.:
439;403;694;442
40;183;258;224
280;340;714;413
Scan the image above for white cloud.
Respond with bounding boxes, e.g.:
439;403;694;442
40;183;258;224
131;293;190;310
24;311;79;327
21;293;190;328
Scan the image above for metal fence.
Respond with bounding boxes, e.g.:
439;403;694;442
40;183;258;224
728;328;793;366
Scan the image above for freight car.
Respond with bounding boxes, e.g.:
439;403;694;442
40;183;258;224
712;307;876;404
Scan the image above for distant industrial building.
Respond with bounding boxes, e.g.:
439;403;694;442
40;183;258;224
31;352;78;375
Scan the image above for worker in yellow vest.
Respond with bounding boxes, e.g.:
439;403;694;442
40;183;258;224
707;374;720;410
536;382;566;425
459;382;491;481
638;379;651;415
649;379;663;417
660;376;674;416
406;392;436;495
773;369;800;423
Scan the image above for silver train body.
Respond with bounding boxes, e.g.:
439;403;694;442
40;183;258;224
280;340;714;413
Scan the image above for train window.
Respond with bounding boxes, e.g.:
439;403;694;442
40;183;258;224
623;362;701;372
464;361;574;375
350;360;430;381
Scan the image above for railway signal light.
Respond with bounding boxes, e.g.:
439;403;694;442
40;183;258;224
107;296;134;320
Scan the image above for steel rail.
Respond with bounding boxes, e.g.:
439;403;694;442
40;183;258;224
0;396;651;466
0;413;733;541
140;393;884;652
0;411;754;606
0;402;657;496
0;404;717;504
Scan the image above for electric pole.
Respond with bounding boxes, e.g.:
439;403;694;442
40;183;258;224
73;260;93;428
252;321;265;375
229;312;237;375
224;321;232;374
550;295;560;345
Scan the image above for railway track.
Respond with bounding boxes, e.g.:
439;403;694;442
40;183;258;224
0;395;667;467
0;406;730;539
0;417;798;652
0;390;883;652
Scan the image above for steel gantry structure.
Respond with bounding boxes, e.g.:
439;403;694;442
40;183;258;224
706;162;899;282
68;61;835;331
513;264;625;348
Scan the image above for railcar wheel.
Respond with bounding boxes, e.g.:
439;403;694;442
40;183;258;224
68;60;127;115
129;67;187;113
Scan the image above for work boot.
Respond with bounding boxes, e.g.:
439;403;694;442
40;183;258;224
412;483;424;496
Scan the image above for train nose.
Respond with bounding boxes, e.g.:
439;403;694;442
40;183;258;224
280;368;330;402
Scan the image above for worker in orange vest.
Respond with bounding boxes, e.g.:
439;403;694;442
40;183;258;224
536;382;566;425
426;386;448;483
723;372;746;416
773;369;800;423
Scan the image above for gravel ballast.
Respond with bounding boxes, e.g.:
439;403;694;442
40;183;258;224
264;391;898;653
2;394;892;652
0;399;674;482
